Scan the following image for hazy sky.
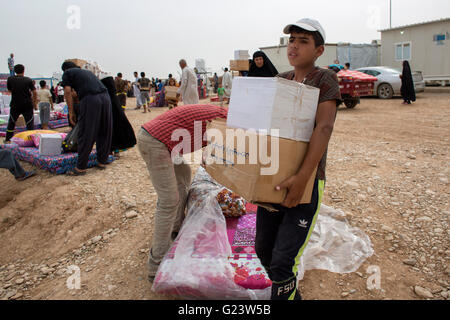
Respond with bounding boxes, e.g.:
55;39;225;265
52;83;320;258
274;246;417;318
1;0;449;80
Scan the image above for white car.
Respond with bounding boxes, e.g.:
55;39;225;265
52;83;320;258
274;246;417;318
356;66;425;99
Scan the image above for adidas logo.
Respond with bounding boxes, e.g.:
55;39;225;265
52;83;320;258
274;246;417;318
298;219;308;228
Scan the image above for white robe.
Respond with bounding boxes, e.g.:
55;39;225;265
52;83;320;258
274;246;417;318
222;71;233;98
133;77;142;107
177;67;199;105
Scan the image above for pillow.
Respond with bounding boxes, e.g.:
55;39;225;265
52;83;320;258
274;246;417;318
11;130;59;147
216;188;247;218
31;132;67;148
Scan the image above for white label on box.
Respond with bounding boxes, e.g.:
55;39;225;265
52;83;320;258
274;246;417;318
227;77;320;142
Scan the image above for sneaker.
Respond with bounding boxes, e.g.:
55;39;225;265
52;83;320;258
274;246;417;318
148;274;156;283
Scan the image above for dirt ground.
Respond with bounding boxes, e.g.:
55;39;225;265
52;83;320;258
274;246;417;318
0;88;449;300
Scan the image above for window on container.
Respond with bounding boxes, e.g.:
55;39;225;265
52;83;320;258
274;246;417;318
403;43;411;60
395;44;403;60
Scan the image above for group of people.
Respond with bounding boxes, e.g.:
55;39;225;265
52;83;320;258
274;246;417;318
136;18;342;301
3;16;418;302
129;72;179;113
2;60;137;177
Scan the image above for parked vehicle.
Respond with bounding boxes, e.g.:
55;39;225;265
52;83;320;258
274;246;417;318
356;66;425;99
337;70;378;109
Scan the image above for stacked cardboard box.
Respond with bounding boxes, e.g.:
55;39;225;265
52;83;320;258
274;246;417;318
230;60;249;71
234;50;250;60
65;58;87;68
165;86;178;100
205;77;320;205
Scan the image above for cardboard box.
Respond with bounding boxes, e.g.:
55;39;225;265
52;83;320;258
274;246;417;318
39;134;62;156
227;77;320;142
65;58;88;68
230;60;249;71
165;86;179;100
205;119;317;205
234;50;250;60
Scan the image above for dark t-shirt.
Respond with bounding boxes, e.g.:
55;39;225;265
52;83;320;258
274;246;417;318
7;76;35;109
277;67;342;181
61;68;107;101
138;78;151;91
115;78;127;93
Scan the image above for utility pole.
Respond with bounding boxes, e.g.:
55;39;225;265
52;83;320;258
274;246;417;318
389;0;392;29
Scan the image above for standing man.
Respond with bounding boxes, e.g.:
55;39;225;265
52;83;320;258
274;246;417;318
5;64;37;143
177;59;199;105
138;72;151;113
222;67;233;103
115;73;127;109
7;53;14;77
61;61;113;176
133;71;143;110
138;104;228;282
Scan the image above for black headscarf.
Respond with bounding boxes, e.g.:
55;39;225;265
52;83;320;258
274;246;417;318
248;51;279;77
400;61;416;102
61;61;80;72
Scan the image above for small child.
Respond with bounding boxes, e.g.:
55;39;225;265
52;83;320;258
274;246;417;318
217;83;225;107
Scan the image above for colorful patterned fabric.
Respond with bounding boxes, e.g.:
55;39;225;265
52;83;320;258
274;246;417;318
150;90;166;108
226;203;271;289
11;130;58;147
337;70;378;82
227;203;258;256
0;143;114;174
0;117;69;136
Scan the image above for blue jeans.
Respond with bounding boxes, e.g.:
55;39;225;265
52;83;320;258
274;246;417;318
0;149;26;178
38;102;51;125
9;69;14;77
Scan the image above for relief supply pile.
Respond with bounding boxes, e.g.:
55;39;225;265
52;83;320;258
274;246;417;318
153;76;374;299
152;167;374;299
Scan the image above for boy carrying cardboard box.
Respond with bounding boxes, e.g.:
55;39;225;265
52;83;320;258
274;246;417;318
255;18;342;300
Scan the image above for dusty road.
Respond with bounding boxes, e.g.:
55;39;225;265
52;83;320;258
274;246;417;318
0;89;449;300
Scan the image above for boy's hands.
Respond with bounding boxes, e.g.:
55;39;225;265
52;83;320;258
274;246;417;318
276;173;309;208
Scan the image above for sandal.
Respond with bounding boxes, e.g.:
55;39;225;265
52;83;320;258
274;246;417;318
67;168;87;176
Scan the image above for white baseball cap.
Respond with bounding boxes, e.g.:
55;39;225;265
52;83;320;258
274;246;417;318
283;18;326;43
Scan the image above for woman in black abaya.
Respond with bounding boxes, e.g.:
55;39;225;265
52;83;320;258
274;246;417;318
400;60;416;105
100;76;137;157
248;51;279;77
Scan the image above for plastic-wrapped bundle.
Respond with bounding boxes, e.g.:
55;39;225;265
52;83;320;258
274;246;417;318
152;167;271;300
